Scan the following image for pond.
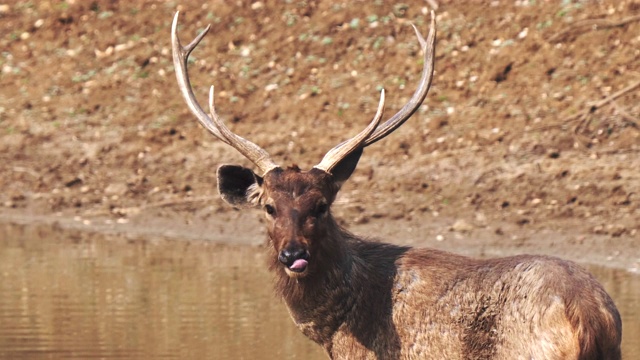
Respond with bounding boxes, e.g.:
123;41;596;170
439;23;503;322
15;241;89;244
0;222;637;359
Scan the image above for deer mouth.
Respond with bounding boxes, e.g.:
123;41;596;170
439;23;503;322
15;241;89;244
288;259;308;273
279;248;310;277
284;257;309;278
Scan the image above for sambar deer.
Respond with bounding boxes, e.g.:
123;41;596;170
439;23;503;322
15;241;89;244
171;11;622;360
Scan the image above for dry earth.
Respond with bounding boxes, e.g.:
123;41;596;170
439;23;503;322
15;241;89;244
1;0;639;270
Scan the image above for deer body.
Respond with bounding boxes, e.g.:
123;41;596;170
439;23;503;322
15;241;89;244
277;241;619;359
257;168;621;360
170;11;622;359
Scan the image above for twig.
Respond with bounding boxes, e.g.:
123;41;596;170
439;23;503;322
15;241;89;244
590;81;640;109
598;148;640;155
528;80;640;133
571;81;640;147
473;167;504;186
573;112;592;146
566;80;640;125
611;100;640;129
547;14;640;43
425;0;439;10
12;166;40;178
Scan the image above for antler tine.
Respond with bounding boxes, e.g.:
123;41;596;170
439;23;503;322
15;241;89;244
207;86;278;173
171;12;224;142
313;12;436;176
171;12;278;175
314;89;386;173
362;11;437;147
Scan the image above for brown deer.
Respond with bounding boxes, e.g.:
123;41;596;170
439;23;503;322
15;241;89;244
171;11;622;360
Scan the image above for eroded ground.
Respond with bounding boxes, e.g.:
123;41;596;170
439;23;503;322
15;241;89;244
1;0;639;269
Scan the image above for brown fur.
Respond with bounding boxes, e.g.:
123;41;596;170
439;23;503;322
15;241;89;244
225;167;622;360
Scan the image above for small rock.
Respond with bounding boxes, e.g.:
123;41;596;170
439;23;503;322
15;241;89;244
65;177;83;188
264;83;278;92
593;225;605;234
451;219;473;233
104;183;128;196
610;225;627;237
517;27;528;39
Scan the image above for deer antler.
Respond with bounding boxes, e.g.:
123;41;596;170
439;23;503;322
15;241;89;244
171;12;279;175
315;90;386;173
173;10;435;176
314;11;437;173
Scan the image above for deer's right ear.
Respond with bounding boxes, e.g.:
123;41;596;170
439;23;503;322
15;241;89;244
217;165;263;208
329;147;363;189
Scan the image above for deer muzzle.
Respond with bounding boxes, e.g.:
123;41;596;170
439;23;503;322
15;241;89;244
279;246;310;275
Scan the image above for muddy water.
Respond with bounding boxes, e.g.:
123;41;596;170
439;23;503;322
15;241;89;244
0;223;637;359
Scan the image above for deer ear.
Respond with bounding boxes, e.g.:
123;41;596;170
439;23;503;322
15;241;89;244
329;147;363;189
217;165;263;207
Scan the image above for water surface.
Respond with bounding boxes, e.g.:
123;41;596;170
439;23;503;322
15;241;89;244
0;223;637;359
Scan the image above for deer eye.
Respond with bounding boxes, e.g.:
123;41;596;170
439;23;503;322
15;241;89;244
314;203;328;217
265;204;276;216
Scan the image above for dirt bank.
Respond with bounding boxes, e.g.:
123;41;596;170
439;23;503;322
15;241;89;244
1;0;638;270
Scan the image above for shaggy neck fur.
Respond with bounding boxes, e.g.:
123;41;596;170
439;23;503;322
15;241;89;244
268;213;410;352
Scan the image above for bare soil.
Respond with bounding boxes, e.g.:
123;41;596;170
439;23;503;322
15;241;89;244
1;0;639;270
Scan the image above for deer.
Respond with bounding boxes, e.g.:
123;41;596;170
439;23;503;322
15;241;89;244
171;11;622;360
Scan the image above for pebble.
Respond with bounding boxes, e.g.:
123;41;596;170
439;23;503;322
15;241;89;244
451;219;473;233
517;27;528;39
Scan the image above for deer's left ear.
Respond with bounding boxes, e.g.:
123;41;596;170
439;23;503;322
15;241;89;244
217;165;264;207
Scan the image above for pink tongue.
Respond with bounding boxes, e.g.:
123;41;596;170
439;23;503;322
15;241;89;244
289;259;308;271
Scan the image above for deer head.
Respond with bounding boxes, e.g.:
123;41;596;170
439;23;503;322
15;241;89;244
171;12;436;279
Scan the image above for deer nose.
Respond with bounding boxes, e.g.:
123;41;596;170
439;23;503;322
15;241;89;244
278;247;309;268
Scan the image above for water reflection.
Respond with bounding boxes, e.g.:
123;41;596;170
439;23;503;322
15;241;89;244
0;223;323;360
0;222;637;359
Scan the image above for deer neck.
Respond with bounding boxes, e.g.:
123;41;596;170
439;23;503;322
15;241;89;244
267;224;361;343
270;222;405;346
